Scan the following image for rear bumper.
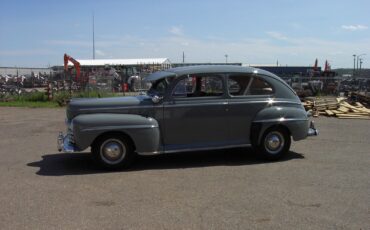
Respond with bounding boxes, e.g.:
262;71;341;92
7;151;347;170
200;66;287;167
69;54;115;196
57;132;77;152
307;120;319;136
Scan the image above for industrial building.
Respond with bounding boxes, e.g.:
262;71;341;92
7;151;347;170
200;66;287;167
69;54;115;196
0;67;51;76
51;56;172;91
249;65;322;78
173;63;242;67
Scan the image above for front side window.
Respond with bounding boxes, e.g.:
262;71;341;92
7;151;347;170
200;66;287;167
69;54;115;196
147;77;174;96
172;74;224;98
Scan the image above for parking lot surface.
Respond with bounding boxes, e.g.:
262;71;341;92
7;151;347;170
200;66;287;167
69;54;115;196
0;107;369;229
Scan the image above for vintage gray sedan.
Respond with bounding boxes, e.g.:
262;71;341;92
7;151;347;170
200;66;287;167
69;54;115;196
58;65;318;169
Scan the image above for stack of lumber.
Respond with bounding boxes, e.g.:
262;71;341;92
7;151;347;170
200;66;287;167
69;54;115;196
302;97;370;119
330;101;370;119
303;97;339;116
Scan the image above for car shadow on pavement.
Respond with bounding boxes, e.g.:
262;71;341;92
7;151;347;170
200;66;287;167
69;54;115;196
28;148;304;176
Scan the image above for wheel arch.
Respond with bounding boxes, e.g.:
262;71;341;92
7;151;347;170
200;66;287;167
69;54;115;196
251;122;291;146
91;131;136;151
251;105;309;144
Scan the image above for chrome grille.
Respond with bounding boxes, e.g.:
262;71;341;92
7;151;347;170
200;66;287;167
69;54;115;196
67;126;75;144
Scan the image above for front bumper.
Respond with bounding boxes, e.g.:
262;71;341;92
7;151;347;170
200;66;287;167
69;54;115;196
57;132;77;152
307;120;319;136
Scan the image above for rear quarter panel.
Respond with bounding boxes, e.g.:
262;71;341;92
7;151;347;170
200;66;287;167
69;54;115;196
253;103;309;143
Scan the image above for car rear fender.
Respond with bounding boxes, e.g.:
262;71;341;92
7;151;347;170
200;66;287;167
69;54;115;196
252;106;309;144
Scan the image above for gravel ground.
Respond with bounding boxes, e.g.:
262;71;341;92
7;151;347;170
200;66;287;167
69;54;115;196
0;107;369;230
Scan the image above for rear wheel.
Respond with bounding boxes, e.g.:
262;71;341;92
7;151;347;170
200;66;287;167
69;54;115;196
92;134;135;169
257;127;291;160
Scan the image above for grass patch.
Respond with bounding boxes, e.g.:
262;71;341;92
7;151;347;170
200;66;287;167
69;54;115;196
0;100;59;108
0;90;123;108
73;90;117;98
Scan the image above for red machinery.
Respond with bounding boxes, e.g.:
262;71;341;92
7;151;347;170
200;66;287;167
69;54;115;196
324;60;331;72
64;53;81;81
313;58;318;71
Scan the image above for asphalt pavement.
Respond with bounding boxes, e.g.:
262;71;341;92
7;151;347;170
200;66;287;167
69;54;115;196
0;107;369;229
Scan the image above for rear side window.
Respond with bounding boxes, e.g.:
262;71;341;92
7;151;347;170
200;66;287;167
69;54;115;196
228;74;252;96
248;77;274;95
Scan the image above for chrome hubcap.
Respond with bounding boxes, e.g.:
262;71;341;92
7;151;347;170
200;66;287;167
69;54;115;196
104;143;121;158
268;135;280;149
264;131;284;154
100;139;126;164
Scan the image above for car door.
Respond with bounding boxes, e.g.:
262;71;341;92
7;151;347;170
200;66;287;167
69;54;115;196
227;74;274;144
162;73;229;151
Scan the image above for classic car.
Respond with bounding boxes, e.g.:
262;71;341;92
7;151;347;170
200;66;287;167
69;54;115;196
58;65;318;169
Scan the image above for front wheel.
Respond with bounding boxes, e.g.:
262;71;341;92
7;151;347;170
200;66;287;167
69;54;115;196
92;134;135;170
256;127;291;161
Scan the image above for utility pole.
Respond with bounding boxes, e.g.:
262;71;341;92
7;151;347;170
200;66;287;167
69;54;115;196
225;54;228;64
182;51;185;63
357;54;366;71
353;54;356;77
93;12;95;59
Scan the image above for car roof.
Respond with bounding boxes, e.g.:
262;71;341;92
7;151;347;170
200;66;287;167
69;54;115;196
145;65;279;82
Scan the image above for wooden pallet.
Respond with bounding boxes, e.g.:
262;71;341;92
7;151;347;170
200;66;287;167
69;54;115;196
303;97;370;119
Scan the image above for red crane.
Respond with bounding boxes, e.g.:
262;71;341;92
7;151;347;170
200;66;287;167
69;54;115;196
324;60;331;72
63;53;81;80
313;58;318;71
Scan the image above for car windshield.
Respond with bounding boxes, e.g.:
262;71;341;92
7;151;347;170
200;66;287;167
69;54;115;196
147;77;174;96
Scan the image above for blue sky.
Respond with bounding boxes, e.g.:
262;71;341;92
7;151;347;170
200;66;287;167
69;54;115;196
0;0;369;68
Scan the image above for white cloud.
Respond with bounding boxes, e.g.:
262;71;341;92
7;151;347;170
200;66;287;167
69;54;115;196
95;49;106;57
266;31;289;41
341;25;368;31
169;26;184;36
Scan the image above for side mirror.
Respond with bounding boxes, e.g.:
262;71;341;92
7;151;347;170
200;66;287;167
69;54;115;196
152;95;163;104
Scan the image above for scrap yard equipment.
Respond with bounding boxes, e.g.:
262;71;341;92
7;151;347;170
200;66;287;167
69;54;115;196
64;53;81;81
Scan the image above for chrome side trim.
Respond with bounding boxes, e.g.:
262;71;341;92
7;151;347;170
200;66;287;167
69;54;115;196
82;124;158;132
137;144;251;156
228;100;302;106
163;101;228;108
253;118;308;123
78;105;154;111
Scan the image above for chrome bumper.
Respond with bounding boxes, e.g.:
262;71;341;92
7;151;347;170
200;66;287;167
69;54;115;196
57;132;77;152
307;120;319;136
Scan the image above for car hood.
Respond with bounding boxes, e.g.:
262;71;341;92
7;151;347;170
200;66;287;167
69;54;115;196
66;95;153;120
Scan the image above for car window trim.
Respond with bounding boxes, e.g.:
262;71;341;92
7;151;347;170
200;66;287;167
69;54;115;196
227;74;275;98
243;76;254;95
170;74;226;100
248;76;275;96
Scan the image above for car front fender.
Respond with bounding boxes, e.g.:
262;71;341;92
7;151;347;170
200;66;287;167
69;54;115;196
72;113;160;153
